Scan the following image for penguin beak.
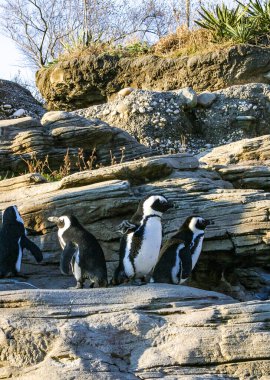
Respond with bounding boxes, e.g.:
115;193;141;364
48;216;60;224
167;201;174;209
205;219;214;226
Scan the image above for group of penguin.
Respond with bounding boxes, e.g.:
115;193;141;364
0;195;213;288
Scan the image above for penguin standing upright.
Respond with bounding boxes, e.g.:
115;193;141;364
0;205;43;277
152;215;213;284
48;214;108;288
112;195;173;285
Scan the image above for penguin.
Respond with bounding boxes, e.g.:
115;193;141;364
152;215;213;284
112;194;174;285
0;205;43;277
48;214;108;288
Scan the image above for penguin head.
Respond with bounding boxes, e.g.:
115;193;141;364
2;205;24;226
142;195;174;216
48;214;79;230
186;216;214;232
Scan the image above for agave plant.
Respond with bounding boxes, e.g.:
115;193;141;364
195;4;247;41
237;0;270;34
225;18;257;43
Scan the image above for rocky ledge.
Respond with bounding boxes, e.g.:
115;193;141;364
36;44;270;110
0;285;269;379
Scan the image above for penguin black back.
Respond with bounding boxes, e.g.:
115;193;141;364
152;215;213;285
0;206;43;277
48;214;108;288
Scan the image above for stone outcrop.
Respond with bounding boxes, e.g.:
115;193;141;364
75;83;270;152
0;79;45;120
200;134;270;190
36;44;270;110
0;112;152;176
1;143;270;300
0;285;269;379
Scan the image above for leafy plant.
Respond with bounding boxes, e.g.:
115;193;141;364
124;41;150;56
195;0;270;44
195;4;248;41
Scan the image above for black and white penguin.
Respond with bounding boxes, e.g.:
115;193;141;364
48;214;108;288
112;195;174;285
0;205;43;277
152;215;213;284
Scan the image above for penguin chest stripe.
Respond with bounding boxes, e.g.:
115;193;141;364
72;249;82;281
16;237;23;272
171;243;185;284
191;235;204;269
124;233;135;277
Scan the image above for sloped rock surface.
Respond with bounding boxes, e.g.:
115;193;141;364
0;112;152;176
75;89;194;152
0;286;269;380
194;83;270;145
75;84;270;153
36;45;270;110
200;134;270;190
0;79;45;120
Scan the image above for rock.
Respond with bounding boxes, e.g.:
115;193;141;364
194;83;270;144
1;146;270;301
59;154;199;189
118;87;134;97
13;108;26;117
75;89;194;152
0;286;269;379
175;87;197;108
197;91;217;107
0;79;45;120
0;112;152;176
36;45;270;110
200;135;270;191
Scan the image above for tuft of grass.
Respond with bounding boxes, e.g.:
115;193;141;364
153;26;233;57
19;146;127;182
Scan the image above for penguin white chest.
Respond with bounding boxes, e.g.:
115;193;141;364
134;217;162;277
16;237;23;272
191;235;204;269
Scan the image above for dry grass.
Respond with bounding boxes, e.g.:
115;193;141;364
153;26;233;57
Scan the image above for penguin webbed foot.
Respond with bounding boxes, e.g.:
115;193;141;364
75;281;83;289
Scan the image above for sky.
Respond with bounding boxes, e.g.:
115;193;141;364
0;34;34;84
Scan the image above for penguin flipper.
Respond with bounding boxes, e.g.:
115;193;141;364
60;242;77;275
21;236;43;263
179;245;192;280
116;220;138;235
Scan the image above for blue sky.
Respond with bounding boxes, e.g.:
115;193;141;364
0;34;33;82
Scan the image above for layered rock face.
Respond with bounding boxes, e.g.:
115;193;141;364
36;45;270;110
0;112;151;176
0;286;270;380
1;111;270;301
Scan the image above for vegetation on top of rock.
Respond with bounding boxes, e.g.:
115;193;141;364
196;0;270;44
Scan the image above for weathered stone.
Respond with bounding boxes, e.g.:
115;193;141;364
118;87;134;97
59;154;198;189
197;91;217;107
174;87;197;108
75;89;194;147
0;112;152;175
36;45;270;110
0;79;45;120
0;286;269;379
194;83;270;144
